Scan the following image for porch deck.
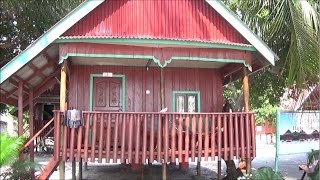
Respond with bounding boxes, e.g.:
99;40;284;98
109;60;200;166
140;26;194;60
53;111;256;164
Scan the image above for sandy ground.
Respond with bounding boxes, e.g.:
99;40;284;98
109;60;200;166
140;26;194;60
34;141;308;180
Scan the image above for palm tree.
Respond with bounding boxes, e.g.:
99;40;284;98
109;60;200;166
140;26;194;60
227;0;320;90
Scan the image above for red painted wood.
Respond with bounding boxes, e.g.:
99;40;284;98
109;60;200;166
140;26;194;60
52;111;256;166
149;114;155;162
251;113;256;157
184;115;190;162
70;128;75;160
198;115;203;160
240;114;245;158
77;126;83;161
84;114;90;162
63;0;249;45
91;114;97;162
105;114;111;163
113;114;119;162
234;114;239;159
210;114;216;160
204;115;209;160
128;114;133;163
164;114;169;162
229;113;234;159
178;115;183;162
191;115;196;162
246;114;251;159
223;114;227;159
134;115;141;164
217;114;222;160
171;114;176;163
120;114;127;163
157;114;162;162
60;43;252;67
142;115;147;163
98;114;104;163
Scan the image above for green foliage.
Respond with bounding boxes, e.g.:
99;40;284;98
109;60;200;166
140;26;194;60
0;132;40;180
252;167;284;180
0;0;82;68
307;149;319;180
226;0;320;89
0;132;25;167
250;69;286;124
1;159;39;180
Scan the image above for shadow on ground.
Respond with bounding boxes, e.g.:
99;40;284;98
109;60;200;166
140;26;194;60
82;163;218;180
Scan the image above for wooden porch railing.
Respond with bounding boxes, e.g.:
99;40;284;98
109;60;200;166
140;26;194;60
53;111;256;164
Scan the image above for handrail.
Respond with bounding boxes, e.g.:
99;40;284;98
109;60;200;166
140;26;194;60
20;117;55;152
34;126;55;148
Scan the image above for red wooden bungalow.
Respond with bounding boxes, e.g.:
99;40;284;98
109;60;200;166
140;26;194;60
0;0;278;179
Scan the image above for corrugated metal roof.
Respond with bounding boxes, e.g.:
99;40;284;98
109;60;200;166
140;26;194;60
63;0;249;45
58;36;252;47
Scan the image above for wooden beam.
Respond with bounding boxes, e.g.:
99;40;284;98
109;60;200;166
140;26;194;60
59;61;67;180
29;89;35;180
13;75;32;88
220;63;242;77
28;63;46;79
9;79;29;94
18;81;24;136
23;58;58;84
0;96;18;106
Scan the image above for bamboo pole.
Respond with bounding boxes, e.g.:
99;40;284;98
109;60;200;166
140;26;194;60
59;60;67;179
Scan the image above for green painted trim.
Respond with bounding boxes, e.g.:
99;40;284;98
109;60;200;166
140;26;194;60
172;91;201;112
55;38;256;51
205;0;277;65
89;74;126;112
59;53;252;70
0;0;104;84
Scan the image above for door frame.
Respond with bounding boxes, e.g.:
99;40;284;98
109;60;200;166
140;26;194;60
89;73;126;112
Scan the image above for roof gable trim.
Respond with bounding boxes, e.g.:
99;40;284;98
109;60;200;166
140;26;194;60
0;0;104;84
205;0;277;65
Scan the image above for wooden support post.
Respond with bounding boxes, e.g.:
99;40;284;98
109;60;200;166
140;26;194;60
18;81;24;160
79;158;83;179
29;89;35;180
160;68;167;180
72;157;76;180
218;160;222;180
242;67;251;174
196;161;201;177
59;60;67;179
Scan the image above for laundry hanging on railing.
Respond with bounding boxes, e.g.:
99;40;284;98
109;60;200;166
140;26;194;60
64;109;83;128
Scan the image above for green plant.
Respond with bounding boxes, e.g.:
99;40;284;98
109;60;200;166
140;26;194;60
0;132;25;167
0;132;39;180
307;149;319;180
252;167;284;180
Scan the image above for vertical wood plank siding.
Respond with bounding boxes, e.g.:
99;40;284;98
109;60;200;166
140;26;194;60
54;111;256;163
68;66;223;113
63;0;249;45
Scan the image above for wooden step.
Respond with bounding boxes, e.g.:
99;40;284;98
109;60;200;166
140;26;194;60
36;158;59;180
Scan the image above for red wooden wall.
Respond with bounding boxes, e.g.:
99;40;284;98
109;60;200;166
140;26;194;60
63;0;249;45
68;66;223;112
